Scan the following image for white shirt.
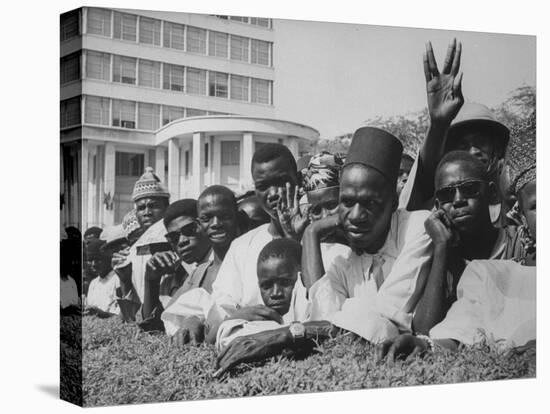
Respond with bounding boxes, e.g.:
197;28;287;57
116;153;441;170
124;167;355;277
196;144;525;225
310;209;433;343
60;276;79;309
86;272;120;314
430;260;536;349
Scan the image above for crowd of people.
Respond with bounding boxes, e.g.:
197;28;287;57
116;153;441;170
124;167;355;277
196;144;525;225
60;39;536;378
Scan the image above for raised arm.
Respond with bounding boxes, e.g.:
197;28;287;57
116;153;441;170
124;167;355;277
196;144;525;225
407;39;464;210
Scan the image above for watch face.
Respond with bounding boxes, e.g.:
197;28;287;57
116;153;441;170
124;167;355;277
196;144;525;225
290;322;306;338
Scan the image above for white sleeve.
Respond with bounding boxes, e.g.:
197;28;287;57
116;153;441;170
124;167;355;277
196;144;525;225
210;241;243;310
308;256;350;321
161;288;215;336
216;319;283;353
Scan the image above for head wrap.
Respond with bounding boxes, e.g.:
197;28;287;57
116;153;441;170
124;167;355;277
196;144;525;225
163;199;198;227
302;151;344;192
122;209;141;238
446;103;510;154
131;167;170;202
344;127;403;187
506;112;536;194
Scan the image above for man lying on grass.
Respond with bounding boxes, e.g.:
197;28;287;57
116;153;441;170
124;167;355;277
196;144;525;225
378;115;536;362
214;126;435;376
412;150;521;335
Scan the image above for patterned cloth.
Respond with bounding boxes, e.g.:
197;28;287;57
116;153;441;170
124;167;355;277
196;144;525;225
131;167;170;202
302;151;344;192
506;112;536;194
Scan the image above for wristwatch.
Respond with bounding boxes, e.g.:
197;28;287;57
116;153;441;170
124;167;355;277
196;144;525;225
288;321;306;343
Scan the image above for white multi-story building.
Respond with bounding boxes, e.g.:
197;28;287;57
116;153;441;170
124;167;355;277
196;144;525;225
60;7;319;231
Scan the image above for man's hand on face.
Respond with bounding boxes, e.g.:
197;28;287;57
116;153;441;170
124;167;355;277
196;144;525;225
376;334;430;365
146;251;180;281
276;183;309;241
308;210;342;239
170;316;205;347
424;38;464;127
228;305;284;324
424;209;458;248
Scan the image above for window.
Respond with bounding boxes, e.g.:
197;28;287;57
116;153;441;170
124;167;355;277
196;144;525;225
138;59;160;88
230;35;249;62
185;150;190;176
208;31;228;58
186;26;206;54
208;111;229;116
163;64;185;91
186;108;206;117
113;55;136;84
186;67;206;95
230;75;249;101
230;16;248;23
61;53;80;84
204;142;209;168
139;17;161;45
162;105;185;125
250;17;270;27
61;11;79;41
60;97;81;128
221;141;240;165
113;12;137;41
87;8;111;37
163;21;185;50
251;39;270;65
112;99;136;128
115;152;144;177
138;103;160;130
251;78;270;104
84;96;110;126
85;51;110;81
209;72;228;98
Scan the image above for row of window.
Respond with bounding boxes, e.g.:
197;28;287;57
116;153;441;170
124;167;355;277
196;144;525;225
61;50;273;105
214;15;271;28
60;95;232;130
61;8;272;67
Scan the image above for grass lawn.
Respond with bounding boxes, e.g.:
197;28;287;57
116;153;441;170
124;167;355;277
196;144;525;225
80;315;535;407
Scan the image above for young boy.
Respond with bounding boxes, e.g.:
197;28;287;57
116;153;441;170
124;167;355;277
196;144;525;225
84;239;119;316
412;151;520;334
214;238;305;353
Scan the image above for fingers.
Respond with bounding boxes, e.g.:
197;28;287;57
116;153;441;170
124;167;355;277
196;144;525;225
376;340;393;362
422;51;431;83
425;41;439;78
442;38;456;74
385;342;398;366
286;182;292;210
453;72;464;100
450;41;462;76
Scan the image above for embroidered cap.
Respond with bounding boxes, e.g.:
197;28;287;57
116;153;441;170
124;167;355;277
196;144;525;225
131;167;170;202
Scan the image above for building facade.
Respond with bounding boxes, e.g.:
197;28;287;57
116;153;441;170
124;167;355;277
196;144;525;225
60;7;319;231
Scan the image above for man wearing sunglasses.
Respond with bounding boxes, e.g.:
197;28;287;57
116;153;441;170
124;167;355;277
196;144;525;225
412;150;519;335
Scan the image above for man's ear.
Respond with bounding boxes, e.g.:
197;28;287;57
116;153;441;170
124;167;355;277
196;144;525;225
487;181;499;205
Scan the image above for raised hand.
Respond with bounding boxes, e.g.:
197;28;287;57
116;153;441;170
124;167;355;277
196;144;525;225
146;251;180;279
276;183;309;241
424;38;464;126
424;209;459;248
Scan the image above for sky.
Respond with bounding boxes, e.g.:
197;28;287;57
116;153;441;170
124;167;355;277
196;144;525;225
270;18;536;139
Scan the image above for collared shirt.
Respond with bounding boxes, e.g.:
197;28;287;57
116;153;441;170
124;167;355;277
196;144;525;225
430;260;535;349
211;223;347;313
86;271;119;314
309;209;433;342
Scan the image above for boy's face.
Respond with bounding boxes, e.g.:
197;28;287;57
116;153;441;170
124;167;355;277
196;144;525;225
135;197;168;230
396;157;414;196
518;180;536;242
198;193;239;248
252;157;299;220
338;164;396;252
435;161;492;236
165;216;210;264
258;257;298;316
448;130;500;174
307;186;340;222
86;254;110;279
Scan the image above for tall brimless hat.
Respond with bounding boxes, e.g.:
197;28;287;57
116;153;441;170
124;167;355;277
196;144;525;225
506;112;536;194
344;127;403;187
445;103;510;153
131;167;170;202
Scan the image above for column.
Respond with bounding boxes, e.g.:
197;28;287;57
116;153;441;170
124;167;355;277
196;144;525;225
155;146;166;184
212;137;221;186
103;142;116;226
192;132;203;197
82;139;89;230
168;139;180;200
241;132;254;190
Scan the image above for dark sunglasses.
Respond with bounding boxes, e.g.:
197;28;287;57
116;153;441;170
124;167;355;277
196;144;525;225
435;180;484;204
165;222;199;244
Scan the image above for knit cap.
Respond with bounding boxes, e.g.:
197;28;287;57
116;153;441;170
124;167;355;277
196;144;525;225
122;209;142;237
506;112;536;194
131;167;170;202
